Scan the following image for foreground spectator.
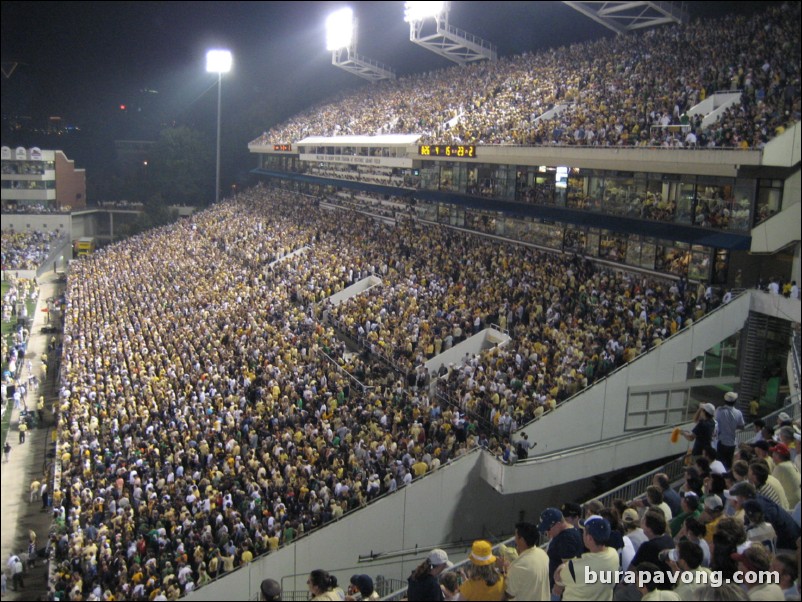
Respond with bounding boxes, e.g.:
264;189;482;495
459;540;505;601
308;569;341;601
554;516;618;600
731;543;785;601
408;549;452;601
504;521;550;600
537;508;583;591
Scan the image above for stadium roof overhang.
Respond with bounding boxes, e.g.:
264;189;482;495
297;134;422;146
561;1;687;35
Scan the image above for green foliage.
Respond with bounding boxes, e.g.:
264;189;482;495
114;202;179;238
146;126;215;206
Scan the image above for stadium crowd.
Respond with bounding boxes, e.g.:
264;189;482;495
255;3;800;149
306;415;801;602
51;187;484;600
46;184;736;599
1;228;62;272
323;203;717;427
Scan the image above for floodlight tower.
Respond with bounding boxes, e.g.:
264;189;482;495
206;49;232;205
404;1;496;65
327;7;395;82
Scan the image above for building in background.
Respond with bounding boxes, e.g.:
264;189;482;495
1;146;86;212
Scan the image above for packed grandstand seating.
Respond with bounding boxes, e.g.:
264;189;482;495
1;228;63;271
39;3;801;599
47;184;737;599
253;3;800;149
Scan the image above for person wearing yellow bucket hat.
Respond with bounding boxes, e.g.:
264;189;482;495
459;540;505;601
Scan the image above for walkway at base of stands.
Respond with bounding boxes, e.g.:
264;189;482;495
0;271;62;602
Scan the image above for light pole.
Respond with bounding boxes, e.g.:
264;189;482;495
206;49;232;205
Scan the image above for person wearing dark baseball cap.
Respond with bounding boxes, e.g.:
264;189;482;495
554;516;619;601
537;508;583;590
726;481;800;550
560;502;582;528
347;574;378;601
259;578;281;601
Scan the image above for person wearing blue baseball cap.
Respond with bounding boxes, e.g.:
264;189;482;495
553;516;618;601
537;507;583;590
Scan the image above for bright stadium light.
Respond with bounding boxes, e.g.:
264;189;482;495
326;6;395;82
205;49;232;75
206;49;232;205
404;1;446;23
405;1;496;64
326;7;355;51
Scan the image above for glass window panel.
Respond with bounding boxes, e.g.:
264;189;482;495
586;231;600;257
599;233;627;261
626;238;642;266
656;245;690;277
688;250;710;281
639;242;657;269
564;227;587;254
675;182;696;225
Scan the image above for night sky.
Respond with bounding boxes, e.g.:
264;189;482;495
0;1;775;192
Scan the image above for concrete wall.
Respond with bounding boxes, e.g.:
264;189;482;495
498;427;685;495
750;202;801;254
327;275;382;307
411;144;761;178
763;122;801;168
749;290;802;323
266;246;309;269
0;213;72;233
186;440;680;602
424;327;510;375
185;451;487;601
517;292;754;454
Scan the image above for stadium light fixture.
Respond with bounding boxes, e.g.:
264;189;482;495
206;49;232;205
326;7;355;51
404;1;446;23
404;1;496;64
326;7;395;82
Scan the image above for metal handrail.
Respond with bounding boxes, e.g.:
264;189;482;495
316;348;373;393
379;398;800;600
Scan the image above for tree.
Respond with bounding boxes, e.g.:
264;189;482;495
146;126;215;206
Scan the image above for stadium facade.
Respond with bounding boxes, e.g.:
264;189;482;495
197;101;802;602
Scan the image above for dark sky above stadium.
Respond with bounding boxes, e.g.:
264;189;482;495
2;1;771;129
0;1;775;187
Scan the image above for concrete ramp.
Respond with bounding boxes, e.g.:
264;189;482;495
517;290;800;454
266;246;309;269
424;327;511;376
326;275;382;307
750;201;801;254
687;91;742;129
534;103;571;124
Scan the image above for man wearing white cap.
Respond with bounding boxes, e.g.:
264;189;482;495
715;391;744;469
407;548;452;601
